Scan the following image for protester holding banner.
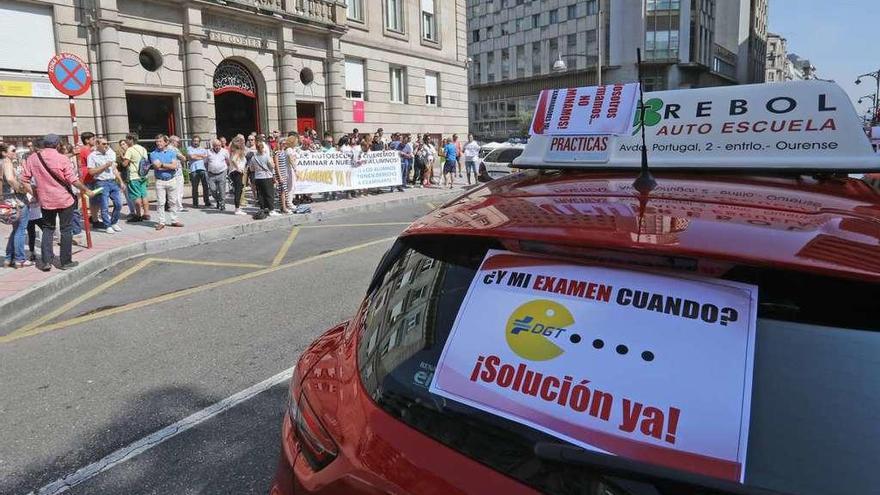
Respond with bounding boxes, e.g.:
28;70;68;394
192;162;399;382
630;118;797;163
399;135;414;191
248;136;276;220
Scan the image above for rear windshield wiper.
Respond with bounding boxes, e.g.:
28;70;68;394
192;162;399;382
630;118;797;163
534;442;790;495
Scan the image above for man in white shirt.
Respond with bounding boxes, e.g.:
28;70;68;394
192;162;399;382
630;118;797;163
87;137;124;233
463;134;481;185
205;139;232;212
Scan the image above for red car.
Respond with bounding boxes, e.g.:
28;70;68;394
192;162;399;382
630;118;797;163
271;168;879;495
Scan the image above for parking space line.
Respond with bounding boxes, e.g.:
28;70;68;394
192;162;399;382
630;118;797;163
3;236;396;344
26;366;296;495
150;258;268;270
5;258;155;340
272;227;300;267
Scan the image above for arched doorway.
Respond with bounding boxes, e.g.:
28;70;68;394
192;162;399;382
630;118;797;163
213;60;260;140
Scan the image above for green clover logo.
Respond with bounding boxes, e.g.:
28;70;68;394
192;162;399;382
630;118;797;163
632;98;664;135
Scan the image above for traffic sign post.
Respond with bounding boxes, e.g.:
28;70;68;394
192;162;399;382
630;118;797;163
48;53;94;249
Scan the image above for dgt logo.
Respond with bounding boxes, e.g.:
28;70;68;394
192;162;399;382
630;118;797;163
505;300;575;361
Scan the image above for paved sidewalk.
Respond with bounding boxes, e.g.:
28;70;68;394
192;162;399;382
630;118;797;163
0;184;466;323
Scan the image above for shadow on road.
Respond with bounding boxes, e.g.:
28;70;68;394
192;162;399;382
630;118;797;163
9;384;285;495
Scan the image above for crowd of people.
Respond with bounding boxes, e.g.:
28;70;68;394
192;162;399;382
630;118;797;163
0;128;482;271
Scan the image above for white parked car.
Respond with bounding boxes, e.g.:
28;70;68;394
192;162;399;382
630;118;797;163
478;144;526;181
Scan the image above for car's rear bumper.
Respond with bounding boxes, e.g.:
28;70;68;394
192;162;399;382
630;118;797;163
270;392;540;495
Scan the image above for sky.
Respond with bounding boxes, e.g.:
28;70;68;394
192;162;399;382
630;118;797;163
768;0;880;117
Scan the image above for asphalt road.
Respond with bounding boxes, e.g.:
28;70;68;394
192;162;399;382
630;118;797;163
0;200;446;495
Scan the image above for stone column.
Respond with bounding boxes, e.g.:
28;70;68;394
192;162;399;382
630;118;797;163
278;26;298;133
184;7;213;138
325;34;345;137
95;0;128;141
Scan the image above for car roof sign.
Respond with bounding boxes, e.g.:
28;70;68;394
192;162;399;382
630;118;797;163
515;81;880;172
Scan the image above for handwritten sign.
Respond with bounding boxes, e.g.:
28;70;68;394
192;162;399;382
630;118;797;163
430;250;758;482
530;84;640;137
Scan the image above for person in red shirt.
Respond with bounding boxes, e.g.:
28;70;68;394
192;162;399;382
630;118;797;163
21;134;96;271
78;131;100;225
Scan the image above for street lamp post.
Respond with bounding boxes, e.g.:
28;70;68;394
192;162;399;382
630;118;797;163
552;0;603;85
553;53;603;86
855;70;880;124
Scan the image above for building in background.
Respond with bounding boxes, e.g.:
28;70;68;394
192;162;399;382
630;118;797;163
467;0;769;141
0;0;468;146
766;33;818;82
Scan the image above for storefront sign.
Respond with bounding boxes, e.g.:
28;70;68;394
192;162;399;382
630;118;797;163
207;31;264;49
517;81;880;170
0;79;64;98
295;150;402;194
430;250;758;482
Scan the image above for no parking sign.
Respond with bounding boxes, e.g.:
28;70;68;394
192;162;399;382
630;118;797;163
48;52;95;248
48;53;92;97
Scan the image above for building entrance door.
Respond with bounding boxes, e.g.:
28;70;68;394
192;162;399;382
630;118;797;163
126;93;177;139
296;102;319;135
213;60;260;140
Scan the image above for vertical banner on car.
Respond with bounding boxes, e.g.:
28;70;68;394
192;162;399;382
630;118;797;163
530;83;640;136
430;250;758;482
294;150;402;194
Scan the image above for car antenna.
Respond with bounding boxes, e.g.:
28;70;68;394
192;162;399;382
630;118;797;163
632;48;657;195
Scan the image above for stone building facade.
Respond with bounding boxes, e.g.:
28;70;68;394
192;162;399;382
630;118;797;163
0;0;469;145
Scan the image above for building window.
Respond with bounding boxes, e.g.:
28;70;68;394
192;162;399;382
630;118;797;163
345;59;365;100
567;4;577;20
347;0;364;22
645;30;680;60
425;72;439;106
487;52;496;82
515;45;526;79
532;41;541;75
472;29;480;42
532;13;540;28
549;9;558;24
567;34;578;54
501;48;510;81
647;0;680;11
386;0;404;33
549;38;559;64
421;0;437;41
389;66;406;103
473;60;482;82
0;2;55;72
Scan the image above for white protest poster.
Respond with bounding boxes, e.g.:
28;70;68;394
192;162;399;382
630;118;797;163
430;250;758;482
530;83;640;137
295;150;402;194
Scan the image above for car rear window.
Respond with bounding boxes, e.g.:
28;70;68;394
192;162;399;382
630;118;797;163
357;236;879;495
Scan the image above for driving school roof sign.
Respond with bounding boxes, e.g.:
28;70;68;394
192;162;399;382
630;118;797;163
48;53;92;97
517;81;880;171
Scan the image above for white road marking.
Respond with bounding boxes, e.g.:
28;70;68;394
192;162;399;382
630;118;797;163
27;366;296;495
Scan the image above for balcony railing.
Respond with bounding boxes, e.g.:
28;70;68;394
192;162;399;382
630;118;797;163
222;0;340;26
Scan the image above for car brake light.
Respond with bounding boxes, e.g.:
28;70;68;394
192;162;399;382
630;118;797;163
288;391;338;471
